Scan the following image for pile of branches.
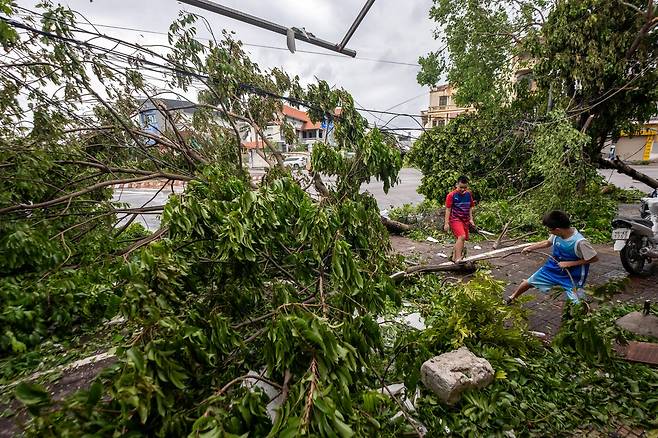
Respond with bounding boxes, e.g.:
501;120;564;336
0;3;415;435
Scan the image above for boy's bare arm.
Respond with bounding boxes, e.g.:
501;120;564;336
521;239;552;254
469;207;475;226
558;255;599;268
444;207;451;232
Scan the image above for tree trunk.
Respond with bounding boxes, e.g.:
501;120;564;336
381;216;412;234
390;261;477;283
599;157;658;189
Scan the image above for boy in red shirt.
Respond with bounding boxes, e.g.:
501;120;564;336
443;176;475;263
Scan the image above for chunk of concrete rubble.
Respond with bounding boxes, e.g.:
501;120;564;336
616;311;658;339
420;347;494;405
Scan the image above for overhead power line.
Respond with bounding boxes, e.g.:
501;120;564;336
15;12;419;67
178;0;357;57
2;16;426;126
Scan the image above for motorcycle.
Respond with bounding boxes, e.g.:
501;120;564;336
612;196;658;276
640;188;658;219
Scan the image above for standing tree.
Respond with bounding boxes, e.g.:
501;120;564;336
417;0;658;188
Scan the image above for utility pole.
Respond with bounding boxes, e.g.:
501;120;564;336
177;0;358;57
178;0;378;58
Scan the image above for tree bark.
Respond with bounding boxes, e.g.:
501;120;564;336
390;261;477;283
381;216;412;234
599;156;658;189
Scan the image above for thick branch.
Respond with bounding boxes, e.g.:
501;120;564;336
117;226;169;257
0;174;190;215
599;156;658;189
56;160;191;180
390;261;477;283
381;216;412;234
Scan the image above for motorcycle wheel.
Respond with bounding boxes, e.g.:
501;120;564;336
620;234;651;276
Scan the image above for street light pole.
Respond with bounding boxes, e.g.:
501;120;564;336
337;0;376;52
177;0;357;57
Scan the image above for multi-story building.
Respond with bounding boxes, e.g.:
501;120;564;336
138;98;196;136
242;104;336;156
137;98;232;139
420;84;471;129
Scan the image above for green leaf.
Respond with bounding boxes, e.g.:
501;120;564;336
127;348;146;373
15;382;50;413
87;381;102;406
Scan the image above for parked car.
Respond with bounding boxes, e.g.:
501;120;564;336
283;156;308;169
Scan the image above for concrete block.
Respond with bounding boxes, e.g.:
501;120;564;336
616;311;658;339
420;347;494;405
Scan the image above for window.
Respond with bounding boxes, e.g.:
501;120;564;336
144;114;157;127
319;130;323;138
439;96;448;107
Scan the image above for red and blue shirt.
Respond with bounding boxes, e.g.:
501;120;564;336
445;190;474;222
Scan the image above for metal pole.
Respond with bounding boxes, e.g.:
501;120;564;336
337;0;376;52
178;0;357;57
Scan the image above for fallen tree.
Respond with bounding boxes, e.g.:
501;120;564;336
599;156;658;190
0;4;411;436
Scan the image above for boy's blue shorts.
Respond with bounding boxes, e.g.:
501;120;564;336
527;269;586;303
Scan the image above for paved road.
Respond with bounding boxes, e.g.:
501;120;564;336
113;164;657;230
112;168;425;229
598;163;658;192
112;186;182;230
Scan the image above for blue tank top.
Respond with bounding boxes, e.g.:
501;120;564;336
544;230;589;288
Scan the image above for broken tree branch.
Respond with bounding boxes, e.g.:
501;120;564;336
599;156;658;189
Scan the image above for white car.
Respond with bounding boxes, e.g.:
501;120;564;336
283;156;308;169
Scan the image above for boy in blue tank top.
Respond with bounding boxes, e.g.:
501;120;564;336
504;210;598;305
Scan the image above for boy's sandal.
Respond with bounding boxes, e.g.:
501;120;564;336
503;296;514;306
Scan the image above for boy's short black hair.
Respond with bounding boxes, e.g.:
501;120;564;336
457;175;469;184
542;210;571;229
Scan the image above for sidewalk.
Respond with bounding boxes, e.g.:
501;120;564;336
390;236;658;338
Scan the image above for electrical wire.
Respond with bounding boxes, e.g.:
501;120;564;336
3;15;431;127
13;8;420;67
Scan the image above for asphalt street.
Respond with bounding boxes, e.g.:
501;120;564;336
112;168;425;229
113;165;657;230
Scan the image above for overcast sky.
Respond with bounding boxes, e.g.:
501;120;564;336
15;0;443;131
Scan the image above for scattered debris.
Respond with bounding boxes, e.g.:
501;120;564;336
435;252;449;258
379;383;428;436
242;371;283;421
473;245;482;250
420;347;495;405
377;312;426;330
514;358;527;367
529;331;548;341
426;236;440;243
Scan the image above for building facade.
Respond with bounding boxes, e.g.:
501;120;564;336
242;105;336;155
603;116;658;162
420;84;471;129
